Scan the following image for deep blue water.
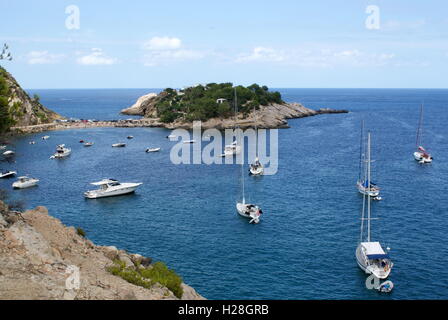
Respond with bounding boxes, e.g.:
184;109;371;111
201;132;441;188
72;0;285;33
1;88;448;299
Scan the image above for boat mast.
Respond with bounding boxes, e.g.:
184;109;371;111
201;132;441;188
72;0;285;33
358;120;365;182
254;106;258;158
416;103;423;148
367;131;372;242
235;87;245;204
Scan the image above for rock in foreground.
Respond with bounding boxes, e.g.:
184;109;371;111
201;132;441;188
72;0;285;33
0;202;203;300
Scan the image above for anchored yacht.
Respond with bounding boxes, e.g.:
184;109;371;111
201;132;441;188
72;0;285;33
356;132;393;280
84;179;142;199
12;176;39;189
357;121;380;197
414;104;433;163
50;144;71;159
0;170;17;179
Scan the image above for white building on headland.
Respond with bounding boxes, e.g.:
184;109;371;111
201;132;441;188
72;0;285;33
216;98;227;104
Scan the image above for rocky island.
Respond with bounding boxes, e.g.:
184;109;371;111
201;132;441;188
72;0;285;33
121;83;348;129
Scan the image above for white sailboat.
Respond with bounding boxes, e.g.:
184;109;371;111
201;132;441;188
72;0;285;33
249;107;263;176
234;88;263;224
356;121;380;197
356;132;393;280
414;104;433;164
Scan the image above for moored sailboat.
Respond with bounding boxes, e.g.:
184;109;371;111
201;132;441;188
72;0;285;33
414;104;433;164
356;132;393;279
356;121;380;197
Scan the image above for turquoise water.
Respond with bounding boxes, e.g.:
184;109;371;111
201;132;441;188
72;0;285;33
1;88;448;299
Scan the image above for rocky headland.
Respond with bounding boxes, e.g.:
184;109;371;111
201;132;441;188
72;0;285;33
121;88;348;130
0;201;203;300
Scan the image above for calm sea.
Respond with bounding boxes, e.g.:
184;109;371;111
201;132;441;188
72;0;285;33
2;88;448;299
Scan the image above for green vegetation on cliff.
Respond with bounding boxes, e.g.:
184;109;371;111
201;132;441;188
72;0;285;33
0;67;15;134
156;83;284;123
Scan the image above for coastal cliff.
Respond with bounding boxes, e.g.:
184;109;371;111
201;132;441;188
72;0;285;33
0;201;203;300
121;84;348;129
0;66;62;135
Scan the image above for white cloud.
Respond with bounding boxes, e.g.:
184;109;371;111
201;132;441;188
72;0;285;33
235;47;396;68
235;47;286;63
142;36;204;66
26;51;65;64
143;36;182;50
77;48;117;65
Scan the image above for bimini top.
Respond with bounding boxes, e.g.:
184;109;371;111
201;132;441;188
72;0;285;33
361;242;390;259
91;179;118;186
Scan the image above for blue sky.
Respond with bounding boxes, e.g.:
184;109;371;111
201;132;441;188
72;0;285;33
0;0;447;88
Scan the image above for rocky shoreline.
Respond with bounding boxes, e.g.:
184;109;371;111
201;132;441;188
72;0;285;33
0;201;204;300
9;105;348;135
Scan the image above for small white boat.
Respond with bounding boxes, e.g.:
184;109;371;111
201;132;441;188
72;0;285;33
183;140;196;144
0;170;17;179
112;143;126;148
42;135;50;140
3;150;15;156
84;142;94;147
50;144;71;159
29;141;36;145
377;280;394;293
127;136;134;140
0;145;6;150
84;179;143;199
220;141;241;157
12;176;39;189
167;134;177;140
249;157;264;176
414;104;433;164
146;148;161;153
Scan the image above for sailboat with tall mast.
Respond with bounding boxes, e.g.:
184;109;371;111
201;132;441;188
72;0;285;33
356;132;393;279
235;88;263;224
357;121;380;197
414;103;433;163
249;106;263;176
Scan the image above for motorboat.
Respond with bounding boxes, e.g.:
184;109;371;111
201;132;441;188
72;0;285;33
29;141;36;145
377;280;394;293
0;145;6;150
79;140;85;143
84;142;94;147
0;170;17;179
42;135;50;140
220;141;241;157
183;140;196;144
112;143;126;148
167;134;177;140
127;136;134;139
356;132;393;280
12;176;39;189
2;150;15;156
414;104;433;164
50;144;71;159
146;147;161;153
84;179;143;199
